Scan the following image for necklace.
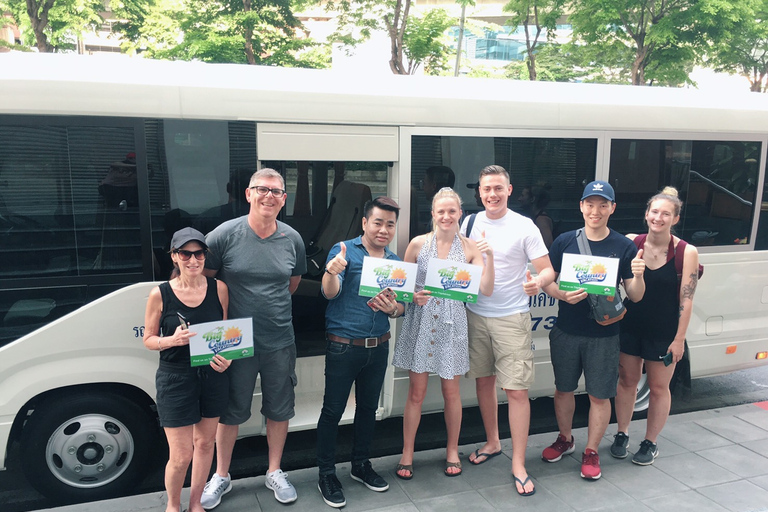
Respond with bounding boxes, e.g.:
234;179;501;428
644;238;670;260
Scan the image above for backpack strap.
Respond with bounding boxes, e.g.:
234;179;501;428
466;213;477;237
674;239;687;281
633;234;647;250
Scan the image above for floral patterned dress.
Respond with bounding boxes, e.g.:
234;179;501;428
393;234;470;379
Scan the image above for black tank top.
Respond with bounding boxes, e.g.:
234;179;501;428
158;277;224;365
621;257;678;341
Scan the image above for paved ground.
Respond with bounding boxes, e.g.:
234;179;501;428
40;402;768;512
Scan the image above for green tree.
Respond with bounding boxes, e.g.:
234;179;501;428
0;0;105;52
710;0;768;92
122;0;324;67
502;0;565;80
403;8;454;75
568;0;750;86
326;0;454;75
326;0;412;74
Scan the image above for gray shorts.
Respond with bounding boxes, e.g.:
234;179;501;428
220;344;297;425
549;326;619;400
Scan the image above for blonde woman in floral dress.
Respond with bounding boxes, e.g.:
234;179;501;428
393;187;494;479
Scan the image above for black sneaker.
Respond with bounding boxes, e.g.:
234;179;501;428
632;439;659;465
350;461;389;492
610;432;629;459
318;474;346;508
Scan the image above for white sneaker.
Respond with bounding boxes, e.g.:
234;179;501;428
201;472;232;510
265;469;298;504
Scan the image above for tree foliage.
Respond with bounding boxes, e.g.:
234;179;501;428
502;0;565;80
325;0;453;75
710;0;768;92
326;0;412;74
125;0;321;66
402;8;453;75
568;0;750;86
0;0;106;52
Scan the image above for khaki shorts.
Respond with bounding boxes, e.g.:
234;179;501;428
466;309;534;390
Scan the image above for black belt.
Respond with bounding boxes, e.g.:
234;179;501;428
327;332;391;348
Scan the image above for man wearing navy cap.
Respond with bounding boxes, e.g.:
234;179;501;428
540;180;645;480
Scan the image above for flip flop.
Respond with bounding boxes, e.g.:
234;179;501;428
513;475;536;497
395;463;413;480
469;448;503;465
444;460;462;477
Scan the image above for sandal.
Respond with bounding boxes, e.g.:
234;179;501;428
444;460;462;477
395;463;413;480
513;474;535;496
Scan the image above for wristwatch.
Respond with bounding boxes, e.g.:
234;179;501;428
388;305;399;318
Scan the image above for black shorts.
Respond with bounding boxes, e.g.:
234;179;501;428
620;330;670;362
155;361;229;428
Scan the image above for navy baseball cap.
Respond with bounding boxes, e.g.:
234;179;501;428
581;180;615;202
171;227;207;250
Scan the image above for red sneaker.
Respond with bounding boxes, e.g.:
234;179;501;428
541;434;575;462
580;449;601;480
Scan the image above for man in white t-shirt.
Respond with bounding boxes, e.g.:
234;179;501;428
460;165;555;497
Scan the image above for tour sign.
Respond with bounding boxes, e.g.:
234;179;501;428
558;253;619;297
423;258;482;303
188;317;254;367
358;256;418;302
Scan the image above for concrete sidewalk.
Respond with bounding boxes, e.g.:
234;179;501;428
40;403;768;512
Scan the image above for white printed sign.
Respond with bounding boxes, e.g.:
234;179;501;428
188;317;254;367
558;253;619;297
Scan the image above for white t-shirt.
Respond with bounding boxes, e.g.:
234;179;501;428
460;210;548;317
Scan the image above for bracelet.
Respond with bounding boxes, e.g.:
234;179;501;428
389;305;399;318
324;268;335;276
157;337;162;350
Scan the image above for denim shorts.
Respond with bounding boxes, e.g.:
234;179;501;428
155;360;229;428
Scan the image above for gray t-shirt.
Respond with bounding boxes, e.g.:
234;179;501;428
205;216;307;352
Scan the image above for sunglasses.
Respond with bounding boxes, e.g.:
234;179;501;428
174;249;207;261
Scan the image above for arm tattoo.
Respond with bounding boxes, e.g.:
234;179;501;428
679;305;684;318
681;272;698;302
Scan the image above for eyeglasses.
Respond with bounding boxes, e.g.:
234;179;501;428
250;186;286;197
174;249;207;261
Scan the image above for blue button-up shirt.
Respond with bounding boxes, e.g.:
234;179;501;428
323;236;402;339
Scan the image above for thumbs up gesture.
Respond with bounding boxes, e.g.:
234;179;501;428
522;269;540;296
631;248;646;278
475;230;493;258
326;242;348;276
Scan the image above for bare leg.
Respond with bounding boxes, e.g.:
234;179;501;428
506;388;534;494
214;423;238;477
164;426;194;512
553;389;575;440
266;418;289;473
398;372;428;478
644;360;676;443
442;376;462;474
469;375;501;463
585;396;611;453
188;417;220;512
616;353;643;434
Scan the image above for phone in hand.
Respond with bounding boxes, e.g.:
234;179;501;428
367;288;397;311
661;351;674;366
177;312;189;330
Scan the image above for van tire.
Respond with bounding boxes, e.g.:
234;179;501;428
20;391;157;503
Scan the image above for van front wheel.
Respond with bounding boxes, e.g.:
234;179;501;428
20;391;156;503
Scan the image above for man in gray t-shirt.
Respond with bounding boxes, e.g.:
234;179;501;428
202;168;306;507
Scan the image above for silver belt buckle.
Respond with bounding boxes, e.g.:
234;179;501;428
364;337;377;348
